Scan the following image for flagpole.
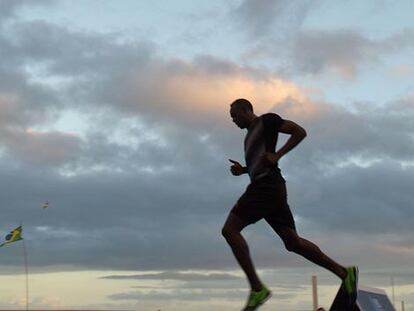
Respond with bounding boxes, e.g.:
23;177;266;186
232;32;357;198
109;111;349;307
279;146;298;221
22;229;29;311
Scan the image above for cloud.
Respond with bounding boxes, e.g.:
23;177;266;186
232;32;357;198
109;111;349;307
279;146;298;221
109;288;246;301
101;271;242;281
231;0;318;38
0;8;413;277
3;128;81;164
240;28;414;78
0;0;56;23
0;0;31;21
241;28;414;78
392;64;414;77
0;91;82;167
120;56;310;128
291;29;414;77
230;0;414;79
1;17;313;168
108;287;295;302
5;295;64;309
0;90;81;167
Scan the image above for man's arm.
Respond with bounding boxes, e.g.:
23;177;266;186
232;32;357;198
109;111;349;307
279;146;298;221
229;159;248;176
265;119;307;164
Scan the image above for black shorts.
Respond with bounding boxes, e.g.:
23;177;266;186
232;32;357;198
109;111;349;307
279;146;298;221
231;175;296;231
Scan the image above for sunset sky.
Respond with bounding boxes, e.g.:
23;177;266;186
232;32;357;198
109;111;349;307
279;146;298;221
0;1;413;310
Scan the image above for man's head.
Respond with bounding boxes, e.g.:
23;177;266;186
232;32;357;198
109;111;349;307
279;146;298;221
230;98;255;129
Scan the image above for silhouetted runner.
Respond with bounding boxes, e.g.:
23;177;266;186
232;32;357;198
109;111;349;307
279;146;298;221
222;98;358;311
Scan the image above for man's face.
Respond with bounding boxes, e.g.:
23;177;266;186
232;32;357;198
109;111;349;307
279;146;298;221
230;106;249;129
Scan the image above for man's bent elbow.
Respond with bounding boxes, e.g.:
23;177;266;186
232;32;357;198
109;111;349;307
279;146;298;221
302;128;307;138
296;127;307;139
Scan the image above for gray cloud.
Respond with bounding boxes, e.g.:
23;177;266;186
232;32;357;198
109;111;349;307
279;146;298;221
0;0;56;28
230;1;414;77
0;87;81;166
0;0;24;20
239;29;414;78
2;129;81;165
0;0;38;21
231;0;317;38
101;271;242;281
0;6;413;279
108;287;295;302
291;29;414;76
109;288;247;301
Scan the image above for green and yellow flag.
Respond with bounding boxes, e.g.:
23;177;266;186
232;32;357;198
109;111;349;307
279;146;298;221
0;226;23;248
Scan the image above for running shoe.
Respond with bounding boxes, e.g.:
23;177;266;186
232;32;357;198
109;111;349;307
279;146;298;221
243;285;271;311
343;266;359;304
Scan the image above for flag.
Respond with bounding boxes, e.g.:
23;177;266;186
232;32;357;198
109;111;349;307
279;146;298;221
0;226;23;248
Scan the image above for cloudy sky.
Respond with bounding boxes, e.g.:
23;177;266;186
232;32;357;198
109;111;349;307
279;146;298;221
0;0;413;310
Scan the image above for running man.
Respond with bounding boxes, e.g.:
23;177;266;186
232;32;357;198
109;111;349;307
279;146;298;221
222;98;358;310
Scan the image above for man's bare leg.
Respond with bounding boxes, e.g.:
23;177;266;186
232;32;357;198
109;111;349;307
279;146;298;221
222;212;263;291
276;226;347;280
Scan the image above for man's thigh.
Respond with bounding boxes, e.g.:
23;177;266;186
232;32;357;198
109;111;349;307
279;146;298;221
224;207;254;233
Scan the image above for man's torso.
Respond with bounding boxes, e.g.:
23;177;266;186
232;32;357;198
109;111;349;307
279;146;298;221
244;113;284;182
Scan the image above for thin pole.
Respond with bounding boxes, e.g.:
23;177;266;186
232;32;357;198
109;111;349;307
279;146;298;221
391;274;395;307
22;237;29;311
401;300;405;311
312;275;318;311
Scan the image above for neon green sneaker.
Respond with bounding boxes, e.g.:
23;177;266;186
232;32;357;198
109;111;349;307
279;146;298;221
243;286;271;311
343;266;359;303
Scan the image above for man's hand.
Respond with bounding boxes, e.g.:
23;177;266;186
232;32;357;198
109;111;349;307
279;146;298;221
263;152;281;166
229;159;246;176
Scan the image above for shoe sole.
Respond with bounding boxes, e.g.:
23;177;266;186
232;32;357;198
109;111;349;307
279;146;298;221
354;266;359;298
350;266;359;305
243;291;272;311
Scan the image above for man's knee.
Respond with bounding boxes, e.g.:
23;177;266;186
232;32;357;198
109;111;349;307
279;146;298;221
222;223;243;242
284;238;302;252
282;234;302;252
221;226;231;239
222;213;246;240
